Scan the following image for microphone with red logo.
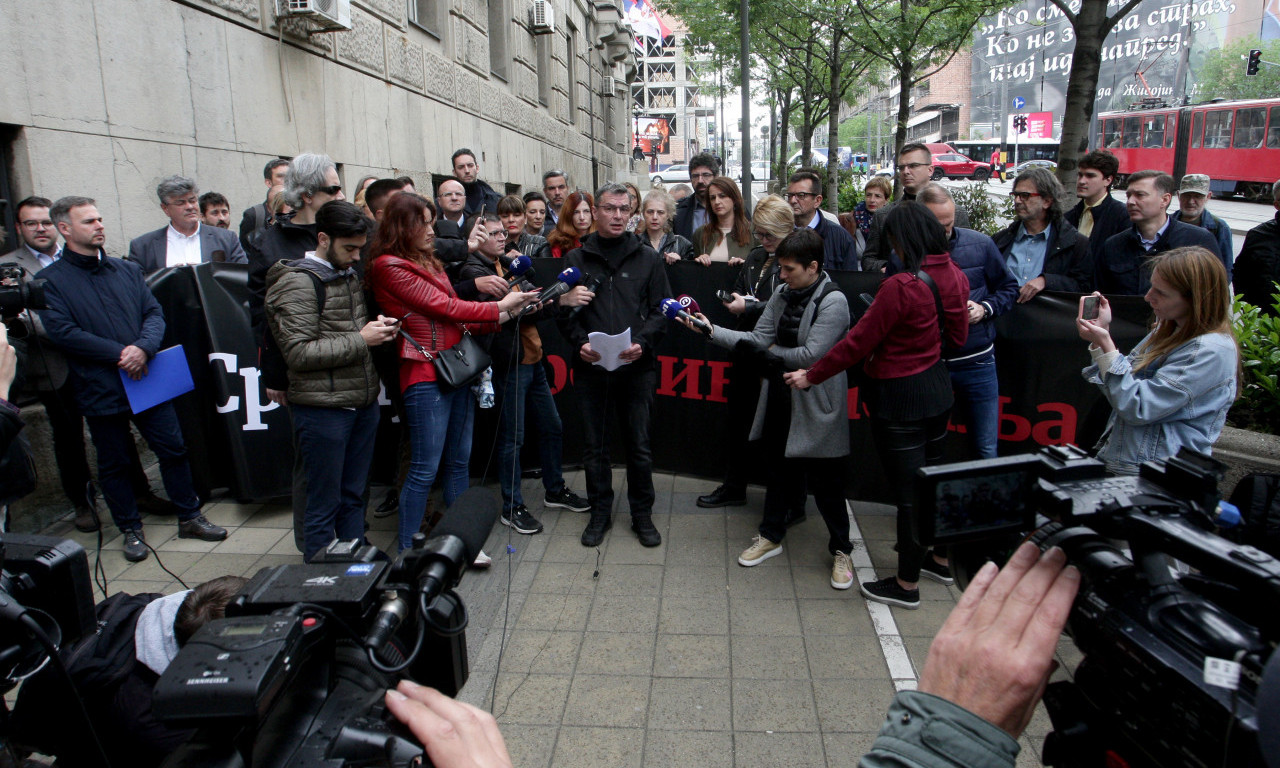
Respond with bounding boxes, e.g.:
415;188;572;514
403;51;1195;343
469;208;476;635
661;295;712;335
504;254;536;288
522;266;581;316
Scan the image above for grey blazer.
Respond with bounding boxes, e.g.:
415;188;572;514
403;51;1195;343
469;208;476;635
127;223;248;274
1;247;69;390
709;273;850;458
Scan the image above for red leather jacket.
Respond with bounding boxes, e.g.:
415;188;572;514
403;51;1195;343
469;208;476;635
365;254;500;392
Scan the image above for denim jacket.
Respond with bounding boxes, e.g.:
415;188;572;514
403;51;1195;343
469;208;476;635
1082;331;1236;475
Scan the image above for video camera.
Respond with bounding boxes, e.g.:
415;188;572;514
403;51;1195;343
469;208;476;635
915;445;1280;768
0;263;47;321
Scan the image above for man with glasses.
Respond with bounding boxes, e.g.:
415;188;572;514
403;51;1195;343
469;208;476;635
128;175;246;274
558;183;671;549
673;152;719;239
991;168;1092;301
863;144;970;271
786;170;859;270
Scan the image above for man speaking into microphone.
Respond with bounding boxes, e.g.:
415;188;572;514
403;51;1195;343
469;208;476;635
557;183;672;548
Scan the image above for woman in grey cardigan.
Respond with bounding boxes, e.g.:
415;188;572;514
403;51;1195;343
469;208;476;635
682;228;855;589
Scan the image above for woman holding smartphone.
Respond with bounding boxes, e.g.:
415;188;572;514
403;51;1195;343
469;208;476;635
784;202;970;609
366;193;539;555
1076;246;1239;475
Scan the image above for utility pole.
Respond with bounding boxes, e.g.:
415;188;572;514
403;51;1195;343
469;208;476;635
739;0;751;196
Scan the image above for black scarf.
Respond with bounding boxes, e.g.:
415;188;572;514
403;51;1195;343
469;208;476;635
777;278;820;347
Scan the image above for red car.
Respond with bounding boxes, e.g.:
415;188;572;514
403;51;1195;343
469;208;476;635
930;152;992;181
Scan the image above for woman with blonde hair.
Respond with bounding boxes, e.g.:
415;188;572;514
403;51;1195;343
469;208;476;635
547;190;594;258
640;189;694;264
692;177;754;266
1077;246;1239;475
623;181;644;233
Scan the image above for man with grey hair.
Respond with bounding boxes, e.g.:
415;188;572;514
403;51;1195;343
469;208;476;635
128;175;246;273
245;152;344;554
541;170;569;234
557;182;670;549
990;167;1092;302
1171;173;1233;278
667;183;693;202
1235;178;1280;314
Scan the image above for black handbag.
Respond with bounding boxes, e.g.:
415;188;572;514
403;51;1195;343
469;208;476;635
397;321;491;391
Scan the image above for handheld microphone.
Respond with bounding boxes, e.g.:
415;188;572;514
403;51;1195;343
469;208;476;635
568;272;603;318
676;295;702;315
661;298;712;335
527;266;581;312
505;254;535;287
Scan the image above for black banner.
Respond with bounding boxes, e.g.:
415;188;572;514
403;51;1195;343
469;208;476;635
149;260;1150;503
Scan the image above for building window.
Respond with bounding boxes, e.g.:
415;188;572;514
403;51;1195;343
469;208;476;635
633;85;645;111
488;0;509;81
566;26;578;126
536;35;551;106
650;87;675;109
407;0;439;38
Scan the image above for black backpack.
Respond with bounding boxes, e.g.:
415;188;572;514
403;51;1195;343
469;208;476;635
1227;473;1280;558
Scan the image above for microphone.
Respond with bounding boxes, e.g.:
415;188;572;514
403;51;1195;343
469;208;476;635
527;266;581;312
505;254;535;287
568;273;603;318
676;294;703;315
662;298;712;335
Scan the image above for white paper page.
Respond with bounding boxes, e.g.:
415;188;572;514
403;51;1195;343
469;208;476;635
587;329;632;371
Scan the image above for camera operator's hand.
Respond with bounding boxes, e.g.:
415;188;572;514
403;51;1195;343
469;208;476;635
385;681;512;768
918;542;1079;739
0;324;16;401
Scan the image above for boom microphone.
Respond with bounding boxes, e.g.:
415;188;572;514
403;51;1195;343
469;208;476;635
661;298;712;335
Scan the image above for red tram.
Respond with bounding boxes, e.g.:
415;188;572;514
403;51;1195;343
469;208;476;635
1095;97;1280;201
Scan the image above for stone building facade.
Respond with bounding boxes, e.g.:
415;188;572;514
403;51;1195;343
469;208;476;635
0;0;638;252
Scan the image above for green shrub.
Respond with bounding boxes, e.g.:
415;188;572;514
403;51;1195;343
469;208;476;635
838;171;865;212
1229;292;1280;435
949;182;1009;237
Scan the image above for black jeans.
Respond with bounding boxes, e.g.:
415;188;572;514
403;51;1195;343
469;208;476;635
577;366;656;518
38;385;149;508
722;355;763;493
871;412;951;584
85;404;201;532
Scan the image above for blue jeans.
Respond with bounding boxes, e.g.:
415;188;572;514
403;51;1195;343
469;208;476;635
494;362;565;511
948;354;999;460
400;381;474;550
292;402;381;562
85;404;201;531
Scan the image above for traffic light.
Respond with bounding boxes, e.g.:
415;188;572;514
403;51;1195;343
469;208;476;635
1247;49;1262;76
1013;114;1028;133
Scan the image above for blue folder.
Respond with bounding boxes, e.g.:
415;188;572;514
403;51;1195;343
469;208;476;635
119;345;195;414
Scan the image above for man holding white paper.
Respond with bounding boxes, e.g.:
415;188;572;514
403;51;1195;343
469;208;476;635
37;196;227;563
557;183;671;548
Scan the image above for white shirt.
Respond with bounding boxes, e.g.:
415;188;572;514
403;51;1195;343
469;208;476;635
25;243;61;269
806;211;821;229
165;222;202;267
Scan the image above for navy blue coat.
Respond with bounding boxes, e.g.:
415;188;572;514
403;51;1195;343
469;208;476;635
811;213;861;271
36;250;166;416
1096;216;1222;295
1065;195;1129;262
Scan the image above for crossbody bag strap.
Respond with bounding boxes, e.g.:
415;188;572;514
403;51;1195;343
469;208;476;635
397;312;432;360
913;269;946;345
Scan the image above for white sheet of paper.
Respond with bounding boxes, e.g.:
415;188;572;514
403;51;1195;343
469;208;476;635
588;329;632;371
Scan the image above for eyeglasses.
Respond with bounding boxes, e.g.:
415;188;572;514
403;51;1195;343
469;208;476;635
597;205;630;216
784;192;817;201
1010;191;1043;200
690;172;714;181
317;185;343;196
753;230;780;240
900;163;931;171
20;220;55;230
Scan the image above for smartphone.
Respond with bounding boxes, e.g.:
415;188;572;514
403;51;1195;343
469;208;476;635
1081;296;1100;321
716;290;734;303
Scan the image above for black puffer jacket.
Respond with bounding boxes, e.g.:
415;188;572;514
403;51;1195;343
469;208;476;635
457;252;557;373
245;215;318;390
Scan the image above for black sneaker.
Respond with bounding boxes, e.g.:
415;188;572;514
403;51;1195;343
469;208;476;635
501;504;544;535
696;484;747;508
631;516;661;547
179;514;229;542
919;555;954;585
581;515;612;547
122;528;148;562
545;487;590;512
860;576;920;609
373;488;399;518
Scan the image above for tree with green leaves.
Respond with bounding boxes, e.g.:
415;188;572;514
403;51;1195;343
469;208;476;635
1195;37;1280;102
1045;0;1144;195
846;0;1003;196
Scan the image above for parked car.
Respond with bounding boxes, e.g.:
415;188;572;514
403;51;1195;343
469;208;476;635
1012;159;1057;174
650;164;690;184
931;153;991;181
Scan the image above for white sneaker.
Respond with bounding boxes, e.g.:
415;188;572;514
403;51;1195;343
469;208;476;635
831;551;854;590
738;535;783;566
472;549;492;568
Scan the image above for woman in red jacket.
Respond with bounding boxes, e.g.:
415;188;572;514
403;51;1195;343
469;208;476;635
785;202;970;610
366;194;538;554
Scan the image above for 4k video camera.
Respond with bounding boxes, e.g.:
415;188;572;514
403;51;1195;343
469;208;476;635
915;445;1280;768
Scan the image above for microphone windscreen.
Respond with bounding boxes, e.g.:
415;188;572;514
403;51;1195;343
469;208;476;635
660;298;682;319
557;266;582;285
677;294;701;315
509;255;532;275
430;487;500;563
